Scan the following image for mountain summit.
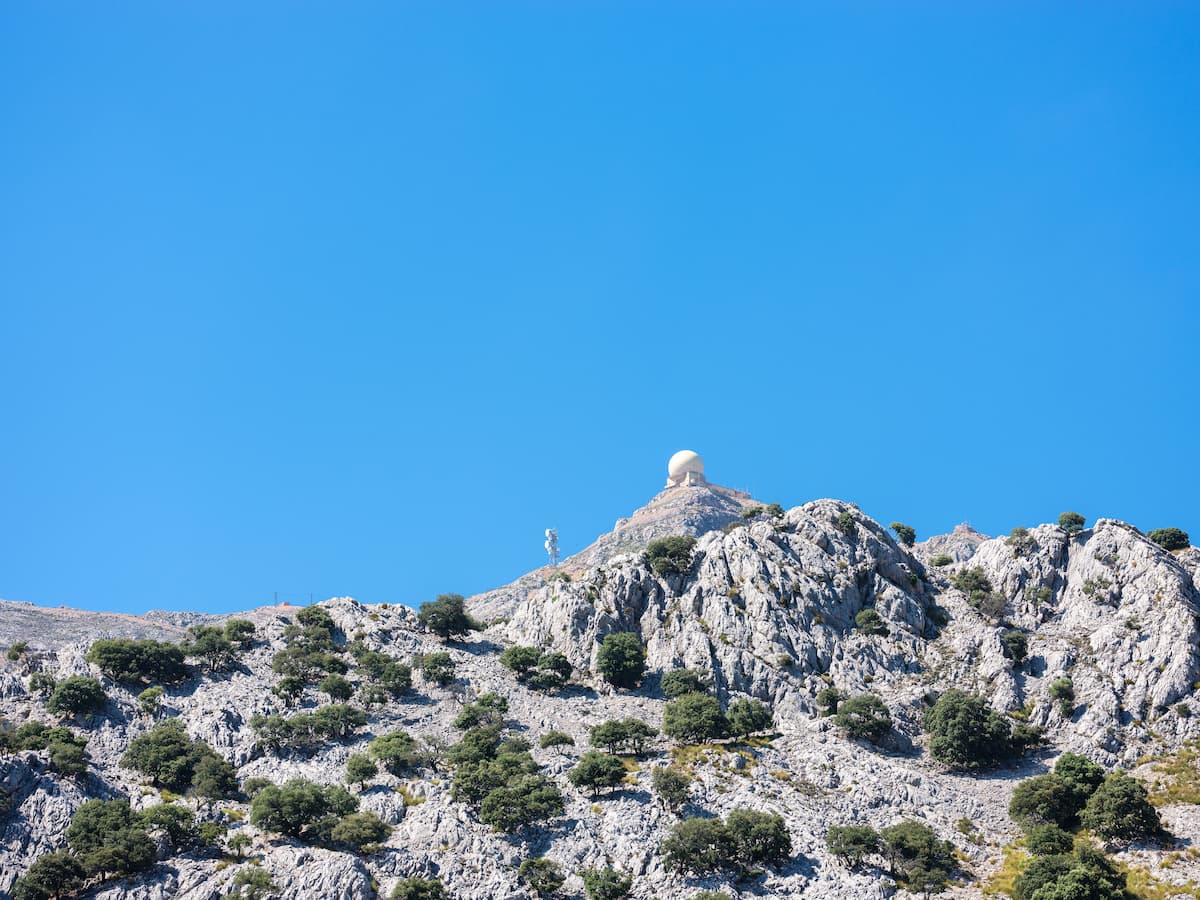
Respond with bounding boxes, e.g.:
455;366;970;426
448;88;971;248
2;459;1199;899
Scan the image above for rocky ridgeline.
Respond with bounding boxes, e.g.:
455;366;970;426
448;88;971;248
1;491;1198;899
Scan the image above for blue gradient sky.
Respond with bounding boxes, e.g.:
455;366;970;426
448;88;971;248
2;3;1197;615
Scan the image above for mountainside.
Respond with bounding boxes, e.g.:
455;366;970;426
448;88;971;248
2;486;1199;900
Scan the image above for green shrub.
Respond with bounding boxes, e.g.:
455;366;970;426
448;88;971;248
1079;772;1162;841
369;730;419;775
1148;528;1189;551
644;535;697;577
518;857;565;897
928;553;953;567
417;651;456;686
250;778;357;838
417;593;478;640
47;676;106;716
662;692;728;743
854;608;888;636
596;633;645;689
660;668;708;699
836;510;858;536
834;694;892;743
137;686;164;716
826;824;882;868
222;618;257;646
921;689;1021;769
136;803;196;848
589;718;656;754
1058;511;1086;534
330;810;391;852
568;751;626;796
1013;847;1127;900
816;686;846;716
345;753;378;789
582;867;632;900
390;877;449;900
225;866;275;900
1049;677;1075;715
879;820;955;891
86;638;187;684
453;692;509;730
7;640;28;662
951;567;1006;617
890;522;916;546
727;698;773;738
319;674;354;701
1026;824;1074;856
651;766;691;811
1006;527;1036;556
538;730;574;751
1002;630;1028;664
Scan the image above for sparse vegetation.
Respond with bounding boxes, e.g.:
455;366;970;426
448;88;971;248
890;522;916;546
644;535;697;577
1058;511;1086;534
1148;528;1189;551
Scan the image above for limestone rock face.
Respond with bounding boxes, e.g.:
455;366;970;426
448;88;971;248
1;495;1198;899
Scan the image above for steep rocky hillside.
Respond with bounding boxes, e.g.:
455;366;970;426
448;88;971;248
2;489;1198;900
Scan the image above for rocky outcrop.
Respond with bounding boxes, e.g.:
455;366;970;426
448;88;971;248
1;490;1198;899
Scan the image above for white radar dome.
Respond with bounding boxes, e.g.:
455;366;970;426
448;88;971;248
666;450;706;487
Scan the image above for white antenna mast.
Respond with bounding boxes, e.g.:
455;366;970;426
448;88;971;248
544;528;560;567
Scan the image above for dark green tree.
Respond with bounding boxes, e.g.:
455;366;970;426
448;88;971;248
1026;824;1074;856
660;668;708;699
191;752;238;810
727;697;773;738
725;809;792;866
539;730;574;752
46;676;106;716
498;645;541;678
596;633;645;689
651;766;691;811
319;674;354;701
890;522;917;546
417;651;457;686
582;867;632;900
661;816;734;874
1058;512;1086;534
1079;772;1162;841
518;857;565;897
644;536;697;577
345;752;378;789
86;638;187;684
1148;528;1189;551
390;877;449;900
662;692;728;743
921;689;1018;769
568;751;627;796
1009;774;1077;829
835;694;892;743
418;593;477;640
10;851;84;900
222;618;257;646
182;626;238;672
826;824;882;868
1002;630;1029;664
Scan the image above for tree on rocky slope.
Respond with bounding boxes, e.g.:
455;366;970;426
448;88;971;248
582;867;632;900
834;694;892;743
418;593;478;640
86;638;188;684
662;692;727;743
1148;527;1189;551
921;689;1023;769
568;750;626;796
46;676;106;716
596;632;645;689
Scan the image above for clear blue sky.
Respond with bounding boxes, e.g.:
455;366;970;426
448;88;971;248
2;3;1197;615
